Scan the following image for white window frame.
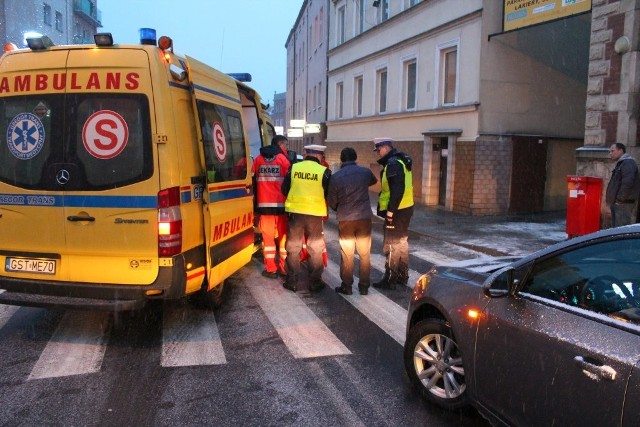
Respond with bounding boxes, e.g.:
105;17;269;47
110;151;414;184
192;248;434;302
376;67;388;114
336;81;344;119
357;0;366;35
435;39;460;107
378;0;389;23
354;74;364;116
403;57;418;111
337;5;346;45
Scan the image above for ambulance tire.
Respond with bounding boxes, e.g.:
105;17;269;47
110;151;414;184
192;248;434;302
192;280;226;310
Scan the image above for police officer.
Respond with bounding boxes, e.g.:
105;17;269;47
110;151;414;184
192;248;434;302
252;135;291;278
372;137;414;290
281;144;331;292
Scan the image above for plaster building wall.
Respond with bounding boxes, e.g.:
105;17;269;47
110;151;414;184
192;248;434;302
1;0;101;47
288;0;591;215
285;0;329;154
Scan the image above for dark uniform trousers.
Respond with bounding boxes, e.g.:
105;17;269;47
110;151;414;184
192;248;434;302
383;205;413;284
285;213;325;283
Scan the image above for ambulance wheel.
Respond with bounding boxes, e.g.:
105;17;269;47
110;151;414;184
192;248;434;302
194;281;226;309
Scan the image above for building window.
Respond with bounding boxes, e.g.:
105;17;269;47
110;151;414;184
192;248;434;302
319;8;324;44
379;0;389;23
55;11;63;32
336;82;344;119
410;0;421;6
313;86;317;111
354;75;364;116
337;6;346;45
358;0;365;35
318;81;322;109
404;59;417;110
376;68;388;113
43;4;51;25
439;44;459;105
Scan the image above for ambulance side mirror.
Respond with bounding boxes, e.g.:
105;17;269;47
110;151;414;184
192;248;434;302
287;150;299;164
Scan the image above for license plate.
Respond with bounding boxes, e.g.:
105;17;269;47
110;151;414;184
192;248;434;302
5;257;56;275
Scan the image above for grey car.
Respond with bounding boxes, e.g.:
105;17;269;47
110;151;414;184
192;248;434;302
404;225;640;426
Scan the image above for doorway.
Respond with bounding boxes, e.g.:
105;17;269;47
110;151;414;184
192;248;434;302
438;137;448;206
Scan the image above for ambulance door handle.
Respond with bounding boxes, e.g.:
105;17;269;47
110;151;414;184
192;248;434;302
67;215;95;222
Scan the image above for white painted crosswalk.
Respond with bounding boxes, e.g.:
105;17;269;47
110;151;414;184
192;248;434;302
28;310;111;380
0;243;486;380
162;305;226;367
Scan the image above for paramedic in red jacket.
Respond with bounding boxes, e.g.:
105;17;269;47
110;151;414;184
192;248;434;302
252;135;291;278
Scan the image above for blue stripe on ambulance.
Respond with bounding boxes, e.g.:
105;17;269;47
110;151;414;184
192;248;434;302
0;194;156;208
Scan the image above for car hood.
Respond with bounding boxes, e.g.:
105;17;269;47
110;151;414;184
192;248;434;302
440;256;521;274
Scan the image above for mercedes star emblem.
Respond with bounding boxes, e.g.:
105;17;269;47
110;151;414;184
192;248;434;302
56;169;70;185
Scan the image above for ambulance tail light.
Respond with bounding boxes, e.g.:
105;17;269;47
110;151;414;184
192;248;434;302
158;187;182;257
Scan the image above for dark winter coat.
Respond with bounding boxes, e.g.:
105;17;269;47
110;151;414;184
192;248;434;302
327;161;378;222
605;154;640;205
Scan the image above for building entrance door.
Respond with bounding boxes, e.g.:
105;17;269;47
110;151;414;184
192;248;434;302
438;138;448;206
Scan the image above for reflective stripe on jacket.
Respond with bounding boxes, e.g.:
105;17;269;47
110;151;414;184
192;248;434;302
253;152;290;215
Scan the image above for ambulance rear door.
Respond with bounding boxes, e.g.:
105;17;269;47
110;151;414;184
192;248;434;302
186;56;254;289
60;49;158;285
0;51;69;281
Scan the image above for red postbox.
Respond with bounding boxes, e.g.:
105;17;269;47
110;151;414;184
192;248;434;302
566;176;602;238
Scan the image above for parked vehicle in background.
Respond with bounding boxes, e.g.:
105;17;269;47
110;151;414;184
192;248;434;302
0;29;271;311
404;225;640;426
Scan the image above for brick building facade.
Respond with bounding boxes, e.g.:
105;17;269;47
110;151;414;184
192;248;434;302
578;0;640;226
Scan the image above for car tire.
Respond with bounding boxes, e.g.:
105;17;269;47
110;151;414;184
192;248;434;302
191;280;227;310
403;319;468;410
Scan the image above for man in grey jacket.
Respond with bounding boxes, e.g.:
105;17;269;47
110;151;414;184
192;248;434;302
327;147;378;295
606;143;640;227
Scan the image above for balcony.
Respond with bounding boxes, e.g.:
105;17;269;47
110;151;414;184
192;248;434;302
73;0;102;27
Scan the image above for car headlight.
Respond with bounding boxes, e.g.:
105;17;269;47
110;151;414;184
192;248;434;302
412;272;431;301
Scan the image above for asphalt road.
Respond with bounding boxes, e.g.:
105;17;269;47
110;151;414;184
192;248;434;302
0;219;494;426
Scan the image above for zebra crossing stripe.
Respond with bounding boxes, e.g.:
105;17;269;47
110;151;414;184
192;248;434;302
162;304;226;367
0;303;19;330
28;311;111;380
323;261;407;346
246;261;351;359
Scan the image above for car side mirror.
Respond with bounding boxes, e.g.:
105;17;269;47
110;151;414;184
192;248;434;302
482;267;515;298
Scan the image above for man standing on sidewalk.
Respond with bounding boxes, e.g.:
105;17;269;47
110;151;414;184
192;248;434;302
372;137;414;290
252;135;291;278
606;143;640;227
327;147;377;296
281;144;331;293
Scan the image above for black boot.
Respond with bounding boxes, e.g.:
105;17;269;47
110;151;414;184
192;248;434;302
373;271;395;290
335;283;353;295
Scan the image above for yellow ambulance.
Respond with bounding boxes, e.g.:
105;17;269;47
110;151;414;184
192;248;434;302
0;29;267;310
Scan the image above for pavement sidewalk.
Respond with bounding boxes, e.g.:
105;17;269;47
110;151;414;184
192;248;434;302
369;194;569;258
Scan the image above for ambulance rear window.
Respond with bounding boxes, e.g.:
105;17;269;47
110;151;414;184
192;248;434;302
0;94;152;191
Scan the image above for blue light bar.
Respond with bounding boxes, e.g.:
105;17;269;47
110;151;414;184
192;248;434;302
227;73;252;82
139;28;156;46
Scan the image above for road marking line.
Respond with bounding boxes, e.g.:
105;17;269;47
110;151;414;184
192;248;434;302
28;311;110;380
324;261;407;346
162;305;226;367
369;253;422;290
246;262;351;359
0;304;19;330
